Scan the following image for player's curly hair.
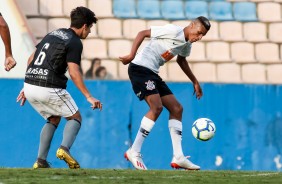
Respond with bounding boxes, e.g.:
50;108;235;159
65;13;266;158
70;6;98;28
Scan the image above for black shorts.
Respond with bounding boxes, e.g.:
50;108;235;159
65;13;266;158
128;63;173;101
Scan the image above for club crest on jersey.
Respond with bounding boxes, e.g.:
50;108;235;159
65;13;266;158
145;80;155;90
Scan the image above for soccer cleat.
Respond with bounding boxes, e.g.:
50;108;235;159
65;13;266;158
33;159;51;169
56;147;80;169
171;156;200;170
124;148;147;170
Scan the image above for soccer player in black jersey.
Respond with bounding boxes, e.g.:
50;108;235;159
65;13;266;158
0;12;17;71
16;7;102;169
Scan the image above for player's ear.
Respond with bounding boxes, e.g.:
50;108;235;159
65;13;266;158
82;24;87;30
190;21;196;29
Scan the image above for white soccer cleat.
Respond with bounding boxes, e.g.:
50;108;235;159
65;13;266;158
124;148;148;170
171;156;200;170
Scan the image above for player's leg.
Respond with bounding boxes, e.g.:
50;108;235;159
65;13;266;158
125;63;163;170
24;83;61;168
131;94;162;152
56;111;81;169
125;94;162;170
162;95;200;170
144;94;163;121
34;116;61;169
53;89;80;169
161;94;200;170
161;95;184;158
61;111;82;150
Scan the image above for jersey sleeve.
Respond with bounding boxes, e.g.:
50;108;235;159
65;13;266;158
35;42;40;48
66;38;83;65
151;24;177;39
178;44;192;58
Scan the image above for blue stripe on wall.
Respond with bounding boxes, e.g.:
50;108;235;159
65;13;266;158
0;79;281;170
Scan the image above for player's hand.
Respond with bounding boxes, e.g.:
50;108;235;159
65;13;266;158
5;56;17;71
16;89;26;106
87;96;102;111
193;82;203;100
119;54;134;65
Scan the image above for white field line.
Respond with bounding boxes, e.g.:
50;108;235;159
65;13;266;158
89;175;184;180
242;173;280;177
89;176;126;180
160;175;184;179
50;176;63;180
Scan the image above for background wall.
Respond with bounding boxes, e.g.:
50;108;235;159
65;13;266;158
0;80;281;171
3;0;281;83
0;0;35;78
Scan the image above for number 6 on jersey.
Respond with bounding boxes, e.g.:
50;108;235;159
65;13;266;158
34;43;50;66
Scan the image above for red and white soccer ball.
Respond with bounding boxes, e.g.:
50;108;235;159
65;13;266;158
192;118;216;141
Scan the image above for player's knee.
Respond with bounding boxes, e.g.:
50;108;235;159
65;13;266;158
76;115;82;123
152;105;163;116
48;116;61;126
75;111;82;123
74;113;82;123
171;104;183;116
67;111;82;123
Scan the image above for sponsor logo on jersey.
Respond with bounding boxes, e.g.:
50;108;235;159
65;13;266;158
50;30;69;40
145;80;155;90
26;68;49;80
26;67;49;76
161;50;175;62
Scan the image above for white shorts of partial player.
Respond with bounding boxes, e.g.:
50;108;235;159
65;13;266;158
24;83;78;120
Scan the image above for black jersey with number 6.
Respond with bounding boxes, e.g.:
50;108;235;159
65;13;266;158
25;28;83;89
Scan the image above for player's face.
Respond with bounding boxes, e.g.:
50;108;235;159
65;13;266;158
188;23;207;43
81;24;93;39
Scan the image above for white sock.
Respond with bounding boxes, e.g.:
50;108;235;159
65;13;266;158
169;119;184;159
131;116;155;153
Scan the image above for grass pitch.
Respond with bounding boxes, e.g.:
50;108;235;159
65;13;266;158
0;169;281;184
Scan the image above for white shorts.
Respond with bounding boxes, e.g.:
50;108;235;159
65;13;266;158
24;83;78;120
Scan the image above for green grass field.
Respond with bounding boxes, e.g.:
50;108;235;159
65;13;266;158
0;169;281;184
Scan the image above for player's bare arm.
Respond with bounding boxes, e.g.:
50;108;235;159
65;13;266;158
68;62;102;110
0;16;16;71
176;55;203;100
119;29;151;65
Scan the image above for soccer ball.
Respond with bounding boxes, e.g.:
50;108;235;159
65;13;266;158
192;118;216;141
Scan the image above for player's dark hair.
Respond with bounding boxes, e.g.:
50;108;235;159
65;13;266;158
196;16;211;31
70;6;97;28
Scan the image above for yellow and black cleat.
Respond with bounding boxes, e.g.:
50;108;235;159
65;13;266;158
56;147;80;169
33;160;51;169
